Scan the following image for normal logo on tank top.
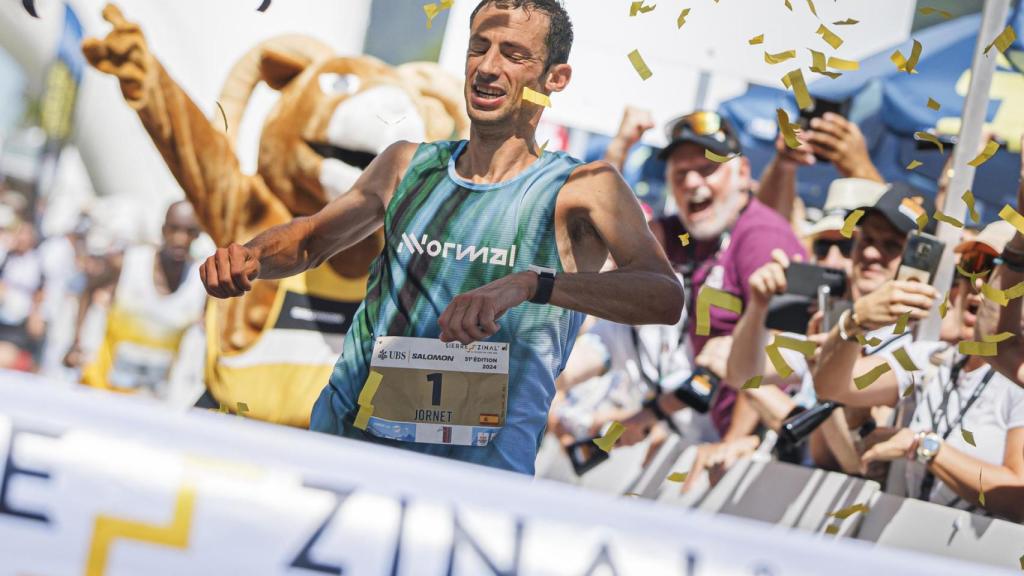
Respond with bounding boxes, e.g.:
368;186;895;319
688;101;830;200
395;232;518;268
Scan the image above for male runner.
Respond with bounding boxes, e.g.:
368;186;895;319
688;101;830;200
201;0;684;474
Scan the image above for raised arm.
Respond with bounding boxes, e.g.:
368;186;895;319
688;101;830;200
200;142;414;298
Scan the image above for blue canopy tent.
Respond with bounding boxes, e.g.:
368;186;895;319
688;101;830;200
719;5;1024;224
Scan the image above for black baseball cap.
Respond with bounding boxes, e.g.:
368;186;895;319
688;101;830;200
658;111;742;160
857;181;935;235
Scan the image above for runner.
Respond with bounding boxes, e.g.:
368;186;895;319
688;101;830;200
201;0;683;473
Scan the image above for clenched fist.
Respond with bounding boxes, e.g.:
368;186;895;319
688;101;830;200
200;243;261;299
81;3;155;105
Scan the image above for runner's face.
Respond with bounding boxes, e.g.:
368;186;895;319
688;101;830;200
851;213;905;297
665;143;749;240
465;5;550;127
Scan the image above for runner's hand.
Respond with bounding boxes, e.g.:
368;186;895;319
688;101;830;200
438;271;534;345
200;243;261;299
851;280;938;331
804;113;882;181
81;4;155;104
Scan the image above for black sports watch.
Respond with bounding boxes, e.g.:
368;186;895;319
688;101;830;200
527;265;556;305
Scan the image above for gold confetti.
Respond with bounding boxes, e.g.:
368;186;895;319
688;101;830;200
985;25;1017;55
784;0;793;11
1007;281;1024;300
982;283;1010;306
902;381;916;398
805;0;817;17
827;57;860;71
968;140;1000;167
927;97;941;111
423;3;441;28
705;149;740;163
748;34;765;45
765;335;817;378
593;421;625;452
781;68;813;110
957;264;991;284
979;469;986;506
892;347;919;371
777;108;802;149
1018;554;1023;570
893;312;910;335
677;7;690;28
918;6;952;19
906;160;923;170
816;24;844;49
667;471;690;482
962;190;979;222
522;87;551;107
765;50;798;64
678;233;691;246
961;428;977;447
742;375;764;390
840;209;865;238
354;371;384;430
828;503;869;519
236;402;249;417
985;331;1015;343
999;204;1024;235
832;18;859;26
915;132;945;154
825;524;840;535
696;287;743;335
628;49;653;81
809;49;842;78
539;139;549;153
959;340;998;357
857;334;883;347
630;1;656;16
933;211;964;228
939;290;951;318
891;40;923;74
854;363;891;390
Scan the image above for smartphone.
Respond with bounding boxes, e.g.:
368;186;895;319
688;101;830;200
765;264;848;333
797;97;851;130
785;263;847;298
896;233;945;284
660;367;719;413
567;436;610;476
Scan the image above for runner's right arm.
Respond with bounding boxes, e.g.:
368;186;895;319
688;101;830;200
200;142;416;299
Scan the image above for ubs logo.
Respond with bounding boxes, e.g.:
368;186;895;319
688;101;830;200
377;350;407;361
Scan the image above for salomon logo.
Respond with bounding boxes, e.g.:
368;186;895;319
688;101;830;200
395;232;518;268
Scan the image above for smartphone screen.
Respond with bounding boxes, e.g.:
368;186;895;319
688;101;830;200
896;233;945;284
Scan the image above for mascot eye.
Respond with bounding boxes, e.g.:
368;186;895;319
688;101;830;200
318;73;362;95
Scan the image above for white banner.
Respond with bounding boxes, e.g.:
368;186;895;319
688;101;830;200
0;371;1012;576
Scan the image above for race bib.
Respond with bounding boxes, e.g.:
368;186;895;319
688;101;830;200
108;342;173;393
364;336;509;447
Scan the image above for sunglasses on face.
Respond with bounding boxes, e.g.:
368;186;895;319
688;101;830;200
959;250;996;279
813;238;854;260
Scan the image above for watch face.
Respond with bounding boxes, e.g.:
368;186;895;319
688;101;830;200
922;435;941;454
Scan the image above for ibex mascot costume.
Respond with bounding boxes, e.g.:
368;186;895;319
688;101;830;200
82;3;468;426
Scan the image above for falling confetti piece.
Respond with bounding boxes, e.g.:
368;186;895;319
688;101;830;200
628;49;653;80
522;87;551;107
805;0;817;17
892;347;919;371
985;331;1016;343
630;1;656;16
985;25;1017;55
705;149;740;163
784;0;793;11
742;375;764;389
236;402;249;417
918;6;952;19
696;287;743;335
958;340;998;357
906;160;923;170
840;210;864;238
854;363;891;390
982;282;1009;306
825;524;840;535
423;3;441;28
781;68;813;110
962;190;979;222
777;108;802;149
765;335;817;378
593;421;625;452
902;381;916;398
809;49;842;78
539;139;549;153
765;50;797;64
833;18;859;26
968;140;1000;167
892;40;923;74
667;472;690;482
857;333;883;347
1000;204;1024;235
933;211;964;228
749;34;765;45
23;0;39;17
979;469;986;506
893;312;911;335
678;233;691;246
354;371;384;430
829;503;870;519
915;132;945;154
816;24;844;49
927;97;941;111
957;264;991;285
215;101;228;132
1007;281;1024;300
677;7;690;28
939;290;951;318
827;57;860;71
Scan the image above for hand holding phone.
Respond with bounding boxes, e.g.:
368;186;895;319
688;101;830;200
896;233;945;284
764;263;848;334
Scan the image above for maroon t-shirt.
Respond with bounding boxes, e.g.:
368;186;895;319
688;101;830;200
658;197;807;437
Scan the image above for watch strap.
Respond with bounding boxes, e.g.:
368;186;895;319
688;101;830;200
528;265;556;305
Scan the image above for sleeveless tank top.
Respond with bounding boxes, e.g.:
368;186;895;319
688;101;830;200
311;140;586;474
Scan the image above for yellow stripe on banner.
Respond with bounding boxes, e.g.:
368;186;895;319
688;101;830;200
86;484;196;576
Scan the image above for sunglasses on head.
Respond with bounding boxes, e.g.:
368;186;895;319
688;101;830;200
812;238;854;260
667;111;732;141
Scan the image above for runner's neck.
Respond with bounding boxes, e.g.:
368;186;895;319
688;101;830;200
455;131;544;186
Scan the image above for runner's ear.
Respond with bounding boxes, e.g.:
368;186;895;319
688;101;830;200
543;63;572;94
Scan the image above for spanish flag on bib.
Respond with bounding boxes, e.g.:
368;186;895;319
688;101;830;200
205;262;366;427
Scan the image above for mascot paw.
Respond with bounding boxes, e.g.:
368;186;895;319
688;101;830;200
81;3;153;103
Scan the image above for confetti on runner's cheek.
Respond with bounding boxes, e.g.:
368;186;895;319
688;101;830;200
522;87;551;107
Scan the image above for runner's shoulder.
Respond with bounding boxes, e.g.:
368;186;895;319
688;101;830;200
562;159;630;199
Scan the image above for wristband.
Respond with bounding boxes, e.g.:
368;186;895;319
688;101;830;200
1000;248;1024;273
527;265;556;305
837;309;864;343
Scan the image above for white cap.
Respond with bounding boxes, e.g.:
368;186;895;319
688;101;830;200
804;178;888;239
955;220;1017;255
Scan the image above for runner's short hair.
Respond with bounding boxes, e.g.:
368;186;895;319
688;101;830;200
469;0;574;69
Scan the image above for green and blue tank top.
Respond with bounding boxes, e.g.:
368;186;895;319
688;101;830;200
311;140;586;474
